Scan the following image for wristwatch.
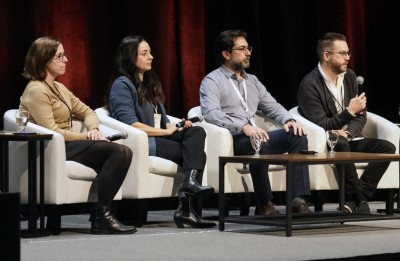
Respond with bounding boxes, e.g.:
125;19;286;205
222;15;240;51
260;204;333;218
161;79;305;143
344;131;353;142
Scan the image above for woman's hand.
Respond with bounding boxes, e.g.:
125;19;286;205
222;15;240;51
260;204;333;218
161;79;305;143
87;128;102;140
178;118;193;129
165;123;179;135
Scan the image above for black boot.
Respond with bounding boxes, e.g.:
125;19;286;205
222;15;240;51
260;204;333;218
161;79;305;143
180;169;214;198
91;205;137;234
173;192;216;228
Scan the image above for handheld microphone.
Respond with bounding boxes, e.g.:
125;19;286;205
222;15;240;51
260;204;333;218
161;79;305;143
356;76;364;94
176;115;204;127
356;76;366;115
106;131;128;141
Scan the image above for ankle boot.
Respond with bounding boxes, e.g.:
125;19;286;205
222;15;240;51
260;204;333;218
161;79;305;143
180;169;214;198
91;205;137;234
173;192;216;228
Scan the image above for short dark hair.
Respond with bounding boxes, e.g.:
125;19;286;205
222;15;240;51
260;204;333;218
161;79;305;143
22;36;61;81
316;32;347;61
213;29;248;66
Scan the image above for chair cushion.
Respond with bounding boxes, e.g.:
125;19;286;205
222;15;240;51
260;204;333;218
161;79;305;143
66;161;97;181
148;156;181;175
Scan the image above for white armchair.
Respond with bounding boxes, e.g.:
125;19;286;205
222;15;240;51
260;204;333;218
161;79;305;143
188;106;288;214
95;107;189;225
3;109;123;234
289;106;400;208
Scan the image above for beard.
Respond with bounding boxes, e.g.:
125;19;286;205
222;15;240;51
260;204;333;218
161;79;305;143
331;62;347;75
231;59;250;71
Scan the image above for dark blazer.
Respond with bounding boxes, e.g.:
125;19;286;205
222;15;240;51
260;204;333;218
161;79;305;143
297;67;366;139
109;76;169;155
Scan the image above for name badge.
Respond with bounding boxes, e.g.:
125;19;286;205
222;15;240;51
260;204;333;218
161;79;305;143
154;114;161;129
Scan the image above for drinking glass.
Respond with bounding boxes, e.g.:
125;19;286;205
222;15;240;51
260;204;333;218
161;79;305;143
326;130;339;154
15;110;29;133
250;132;264;157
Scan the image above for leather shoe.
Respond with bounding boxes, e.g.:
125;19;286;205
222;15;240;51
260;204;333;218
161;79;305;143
292;202;311;213
255;202;280;215
91;206;137;234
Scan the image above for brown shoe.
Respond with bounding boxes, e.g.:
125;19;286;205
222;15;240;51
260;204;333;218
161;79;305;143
255;202;280;215
292;202;311;213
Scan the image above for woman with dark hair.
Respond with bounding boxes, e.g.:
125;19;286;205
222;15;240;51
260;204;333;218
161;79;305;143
19;36;136;234
104;35;215;228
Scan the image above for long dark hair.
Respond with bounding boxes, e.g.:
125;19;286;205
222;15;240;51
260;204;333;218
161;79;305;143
105;35;164;108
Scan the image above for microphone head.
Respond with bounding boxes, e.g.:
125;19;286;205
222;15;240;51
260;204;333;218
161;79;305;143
197;115;204;122
121;131;128;139
356;76;364;85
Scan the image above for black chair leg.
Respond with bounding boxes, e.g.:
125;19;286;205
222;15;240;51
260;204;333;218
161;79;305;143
134;199;149;227
240;193;251;216
314;190;325;212
46;205;61;235
115;199;148;227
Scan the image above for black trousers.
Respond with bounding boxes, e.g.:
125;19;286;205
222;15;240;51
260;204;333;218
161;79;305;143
334;136;396;201
233;128;311;206
68;141;133;206
155;126;207;174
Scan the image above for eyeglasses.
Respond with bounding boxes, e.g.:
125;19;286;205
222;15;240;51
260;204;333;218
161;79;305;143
326;51;351;58
229;46;253;53
54;52;68;62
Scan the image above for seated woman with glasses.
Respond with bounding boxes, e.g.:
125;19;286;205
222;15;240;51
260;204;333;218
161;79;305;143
19;36;136;235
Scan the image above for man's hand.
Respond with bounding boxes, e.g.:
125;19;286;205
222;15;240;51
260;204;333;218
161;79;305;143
348;92;367;115
283;120;307;136
242;124;269;141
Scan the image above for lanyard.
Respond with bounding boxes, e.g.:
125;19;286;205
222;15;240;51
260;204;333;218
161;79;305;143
229;78;256;126
152;103;158;114
329;85;345;112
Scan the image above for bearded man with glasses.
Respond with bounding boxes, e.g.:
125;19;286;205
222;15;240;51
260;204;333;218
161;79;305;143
297;32;396;213
200;29;312;215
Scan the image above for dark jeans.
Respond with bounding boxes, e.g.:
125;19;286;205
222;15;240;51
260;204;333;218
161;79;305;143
155;126;207;174
334;136;396;201
233;128;311;206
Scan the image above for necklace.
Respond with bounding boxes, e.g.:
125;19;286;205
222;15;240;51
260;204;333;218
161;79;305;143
43;81;73;128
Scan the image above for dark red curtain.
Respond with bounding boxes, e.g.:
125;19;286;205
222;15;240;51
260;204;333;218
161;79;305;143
1;0;400;129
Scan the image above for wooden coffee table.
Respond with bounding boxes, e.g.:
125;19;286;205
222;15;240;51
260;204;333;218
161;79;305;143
218;152;400;236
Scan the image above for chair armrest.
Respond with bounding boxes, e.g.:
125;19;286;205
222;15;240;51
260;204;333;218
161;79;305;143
95;107;155;197
194;120;234;177
167;115;181;124
363;112;400;153
289;107;327;153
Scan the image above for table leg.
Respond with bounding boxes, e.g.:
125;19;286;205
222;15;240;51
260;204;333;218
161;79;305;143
338;164;345;211
27;141;37;234
22;140;50;238
377;162;399;214
1;141;9;192
286;163;293;237
219;161;226;231
39;140;45;231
